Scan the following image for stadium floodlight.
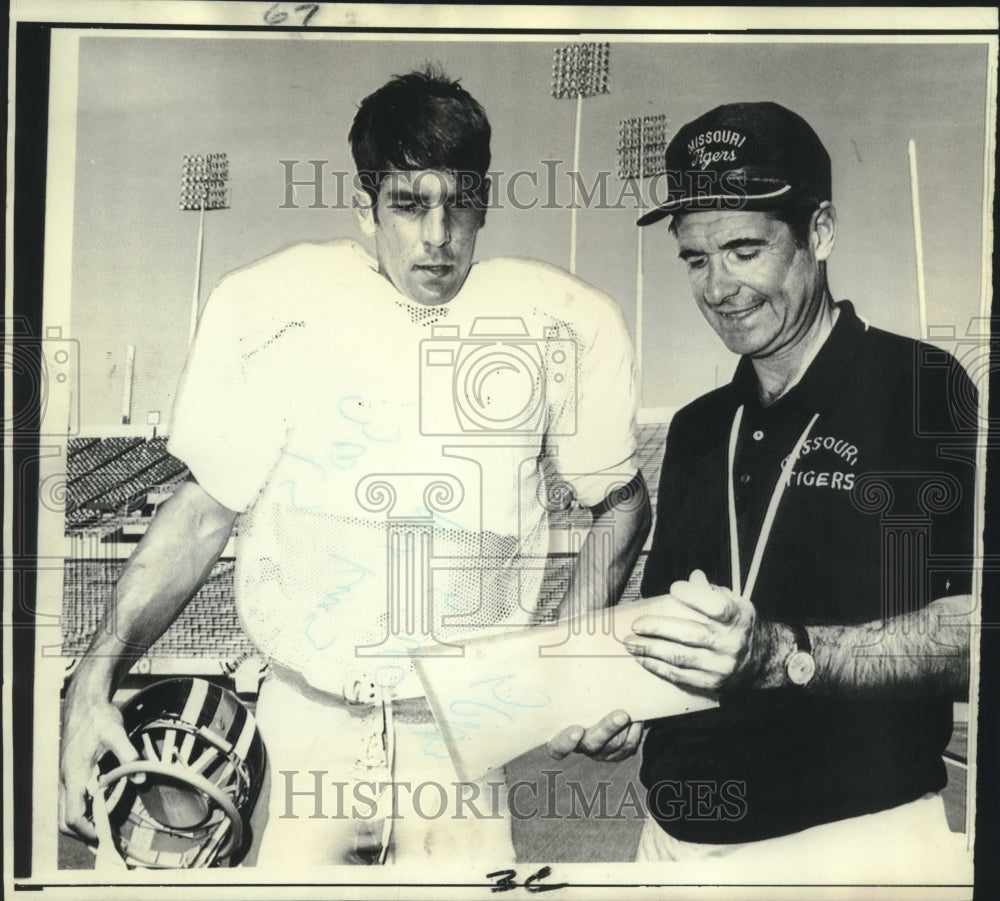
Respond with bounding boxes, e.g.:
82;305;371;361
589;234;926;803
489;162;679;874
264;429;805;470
551;42;610;275
179;153;230;211
616;114;669;180
551;42;610;100
180;153;230;346
616;114;671;392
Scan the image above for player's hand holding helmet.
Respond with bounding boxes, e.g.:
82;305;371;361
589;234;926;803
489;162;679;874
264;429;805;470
59;689;143;845
62;677;265;868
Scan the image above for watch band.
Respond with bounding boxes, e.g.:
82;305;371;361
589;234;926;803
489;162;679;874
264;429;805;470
789;621;812;654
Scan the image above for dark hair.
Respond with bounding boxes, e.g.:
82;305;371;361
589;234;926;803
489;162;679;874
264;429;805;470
349;65;491;206
765;202;822;248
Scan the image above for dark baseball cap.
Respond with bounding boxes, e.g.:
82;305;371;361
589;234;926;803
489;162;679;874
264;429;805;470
637;101;831;227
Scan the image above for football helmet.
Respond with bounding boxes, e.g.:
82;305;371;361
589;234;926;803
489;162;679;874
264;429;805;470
97;677;266;868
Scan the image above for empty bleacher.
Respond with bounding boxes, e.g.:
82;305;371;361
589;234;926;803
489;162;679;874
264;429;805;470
67;437;101;459
66;436;188;518
67;436;143;482
63;438;186;535
62;557;254;661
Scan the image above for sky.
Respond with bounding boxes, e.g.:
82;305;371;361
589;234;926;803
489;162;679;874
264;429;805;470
56;33;992;426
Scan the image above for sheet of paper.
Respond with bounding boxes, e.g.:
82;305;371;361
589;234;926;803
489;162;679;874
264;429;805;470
412;596;718;783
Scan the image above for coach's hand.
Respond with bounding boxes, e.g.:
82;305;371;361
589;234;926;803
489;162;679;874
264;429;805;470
625;569;757;692
546;709;644;763
59;691;141;843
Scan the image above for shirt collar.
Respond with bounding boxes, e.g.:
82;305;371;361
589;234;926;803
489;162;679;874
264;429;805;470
730;300;866;414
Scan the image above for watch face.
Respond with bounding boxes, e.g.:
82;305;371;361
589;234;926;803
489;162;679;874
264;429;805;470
786;650;816;686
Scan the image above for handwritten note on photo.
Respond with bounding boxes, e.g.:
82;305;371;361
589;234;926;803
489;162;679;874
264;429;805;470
412;596;718;782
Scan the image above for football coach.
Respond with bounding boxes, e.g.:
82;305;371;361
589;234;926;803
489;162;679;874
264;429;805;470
549;101;976;867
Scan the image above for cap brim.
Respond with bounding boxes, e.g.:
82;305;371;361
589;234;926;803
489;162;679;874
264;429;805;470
636;183;796;227
636;206;673;227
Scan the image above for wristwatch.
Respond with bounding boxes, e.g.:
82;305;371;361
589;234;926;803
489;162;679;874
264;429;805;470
784;623;816;687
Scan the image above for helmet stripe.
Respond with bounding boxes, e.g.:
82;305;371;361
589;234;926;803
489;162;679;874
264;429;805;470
182;677;211;727
231;707;257;761
221;691;248;748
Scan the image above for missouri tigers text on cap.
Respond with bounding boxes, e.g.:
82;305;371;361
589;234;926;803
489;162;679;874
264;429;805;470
637;101;832;227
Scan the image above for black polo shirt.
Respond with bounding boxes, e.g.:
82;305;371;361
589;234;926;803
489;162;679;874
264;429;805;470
639;301;976;844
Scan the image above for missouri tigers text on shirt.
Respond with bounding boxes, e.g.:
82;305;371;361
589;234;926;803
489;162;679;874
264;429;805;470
782;433;859;491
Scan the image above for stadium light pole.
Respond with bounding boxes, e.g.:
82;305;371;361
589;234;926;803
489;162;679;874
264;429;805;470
617;114;670;392
552;43;610;275
907;140;927;340
180;153;230;347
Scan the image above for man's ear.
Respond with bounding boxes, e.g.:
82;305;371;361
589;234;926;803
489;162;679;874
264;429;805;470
812;201;836;262
354;189;377;237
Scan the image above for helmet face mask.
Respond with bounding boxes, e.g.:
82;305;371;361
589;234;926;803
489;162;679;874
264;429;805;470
98;678;266;868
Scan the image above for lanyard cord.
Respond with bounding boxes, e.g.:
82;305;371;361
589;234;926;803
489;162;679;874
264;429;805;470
727;405;820;602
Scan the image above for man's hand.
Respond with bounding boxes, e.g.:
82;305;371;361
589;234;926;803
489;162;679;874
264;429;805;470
59;693;141;843
58;478;237;843
546;709;643;763
625;569;759;692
